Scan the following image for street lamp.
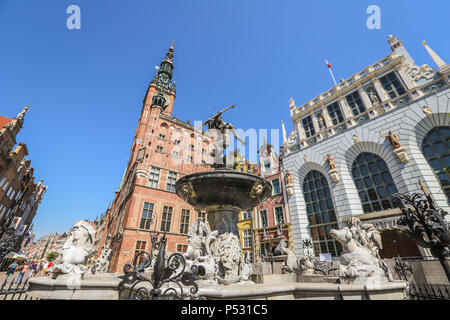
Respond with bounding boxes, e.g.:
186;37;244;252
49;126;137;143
393;180;450;282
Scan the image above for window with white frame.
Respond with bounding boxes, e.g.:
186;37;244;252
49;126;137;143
242;229;253;249
302;115;315;138
139;202;154;230
148;167;160;188
260;209;268;228
160;206;173;232
272;178;281;195
379;72;406;99
242;211;252;220
179;209;190;234
166;171;177;192
274;206;284;224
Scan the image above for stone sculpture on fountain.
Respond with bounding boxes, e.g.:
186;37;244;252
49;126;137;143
330;217;392;284
184;219;219;283
50;220;96;282
90;243;113;274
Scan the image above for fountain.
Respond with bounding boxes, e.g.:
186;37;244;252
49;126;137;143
175;105;272;285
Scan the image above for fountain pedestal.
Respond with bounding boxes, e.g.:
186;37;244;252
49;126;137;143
176;170;272;284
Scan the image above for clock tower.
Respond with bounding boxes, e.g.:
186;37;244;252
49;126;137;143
143;41;177;116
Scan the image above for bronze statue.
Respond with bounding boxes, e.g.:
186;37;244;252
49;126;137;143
203;105;246;168
326;154;336;170
381;130;401;149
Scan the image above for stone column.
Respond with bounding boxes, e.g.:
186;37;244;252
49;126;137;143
310;113;321;135
357;85;377;118
296;120;308;149
372;78;390;102
338;97;356;128
321;106;335;136
296;121;306;140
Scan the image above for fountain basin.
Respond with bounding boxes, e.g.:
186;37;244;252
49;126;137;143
175;170;272;212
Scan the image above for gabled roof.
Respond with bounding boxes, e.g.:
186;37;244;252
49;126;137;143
0;116;13;128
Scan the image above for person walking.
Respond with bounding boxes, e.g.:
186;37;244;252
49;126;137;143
33;262;40;277
28;262;35;278
41;261;48;276
15;263;28;284
45;261;54;276
6;261;18;280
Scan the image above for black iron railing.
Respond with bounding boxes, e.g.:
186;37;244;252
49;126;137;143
0;276;34;300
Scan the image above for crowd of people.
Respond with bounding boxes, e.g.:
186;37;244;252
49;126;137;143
4;260;55;283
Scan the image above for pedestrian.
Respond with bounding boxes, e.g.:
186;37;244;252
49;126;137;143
15;263;28;284
6;261;18;280
28;262;35;278
36;262;42;276
41;261;48;276
261;254;265;263
45;261;54;276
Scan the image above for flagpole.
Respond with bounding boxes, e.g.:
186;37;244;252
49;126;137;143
326;60;337;86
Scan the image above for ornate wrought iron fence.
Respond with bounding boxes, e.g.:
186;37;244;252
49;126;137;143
408;283;450;300
0;276;34;300
393;256;450;300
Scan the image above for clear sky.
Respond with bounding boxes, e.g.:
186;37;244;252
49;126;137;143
0;0;449;240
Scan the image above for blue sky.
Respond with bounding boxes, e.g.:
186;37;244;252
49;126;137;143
0;0;448;240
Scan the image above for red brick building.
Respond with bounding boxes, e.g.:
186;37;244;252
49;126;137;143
106;43;213;273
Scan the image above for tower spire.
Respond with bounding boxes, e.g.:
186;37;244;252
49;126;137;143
281;120;288;145
422;41;448;70
151;41;176;90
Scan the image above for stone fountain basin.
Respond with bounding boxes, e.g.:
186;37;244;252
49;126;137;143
175;170;272;212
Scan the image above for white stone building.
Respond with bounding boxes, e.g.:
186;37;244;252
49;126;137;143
281;35;450;259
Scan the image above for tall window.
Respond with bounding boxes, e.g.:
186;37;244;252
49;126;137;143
352;152;398;213
179;209;190;234
274;206;284;224
346;91;366;116
379;72;406;99
422;127;450;201
242;229;253;249
139;202;154;230
260;209;268;228
302;115;315;138
326;102;345;125
160;206;173;232
156;146;163;153
166;171;177;192
242;211;252;220
134;241;147;265
198;211;206;223
303;170;340;256
148;167;160;188
272;178;281;195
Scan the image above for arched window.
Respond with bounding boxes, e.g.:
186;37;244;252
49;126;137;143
303;170;341;257
421;126;450;202
352;152;398;213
